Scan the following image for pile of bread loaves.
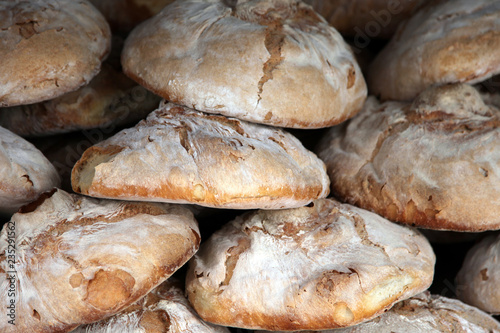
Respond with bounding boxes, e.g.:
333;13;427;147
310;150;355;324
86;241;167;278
0;0;499;332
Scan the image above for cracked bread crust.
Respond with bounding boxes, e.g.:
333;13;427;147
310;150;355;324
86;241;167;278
185;198;435;331
368;0;500;101
456;233;500;314
317;83;500;231
0;65;161;137
257;291;500;332
121;0;366;129
0;189;200;333
73;279;231;333
0;126;60;213
71;101;330;209
0;0;111;107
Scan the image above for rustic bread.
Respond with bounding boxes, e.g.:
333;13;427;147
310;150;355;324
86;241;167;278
0;126;60;214
89;0;175;32
318;83;500;231
73;279;230;333
122;0;367;129
256;292;500;332
0;0;111;107
0;188;200;333
72;102;330;209
368;0;500;101
456;232;500;314
186;198;435;331
303;0;422;39
0;64;161;137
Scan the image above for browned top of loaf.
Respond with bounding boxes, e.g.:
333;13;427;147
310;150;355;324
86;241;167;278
122;0;366;128
318;83;500;231
71;101;330;209
0;0;111;107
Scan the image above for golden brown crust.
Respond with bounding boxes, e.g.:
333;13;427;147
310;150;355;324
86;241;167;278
318;84;500;231
0;0;111;107
71;102;330;209
186;199;435;331
122;0;366;129
0;189;200;332
0;65;161;137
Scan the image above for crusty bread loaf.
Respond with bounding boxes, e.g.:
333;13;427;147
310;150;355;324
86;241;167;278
186;198;435;331
368;0;500;101
0;126;60;214
256;292;500;332
73;279;230;333
456;232;500;314
0;64;161;137
72;102;330;209
318;83;500;231
0;0;111;107
122;0;366;129
0;189;200;332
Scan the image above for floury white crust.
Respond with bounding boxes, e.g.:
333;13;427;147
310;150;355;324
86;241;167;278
73;279;230;333
256;292;500;332
456;233;500;314
368;0;500;101
122;0;367;129
71;102;330;209
318;84;500;231
186;199;435;331
0;126;60;213
0;0;111;107
0;189;200;333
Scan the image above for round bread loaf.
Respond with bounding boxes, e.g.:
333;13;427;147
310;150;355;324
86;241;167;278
71;102;330;209
303;0;422;39
73;279;230;333
0;126;60;214
0;0;111;107
456;232;500;314
89;0;175;32
0;65;161;137
368;0;500;101
318;83;500;231
122;0;367;129
255;292;500;332
0;189;200;333
186;198;435;331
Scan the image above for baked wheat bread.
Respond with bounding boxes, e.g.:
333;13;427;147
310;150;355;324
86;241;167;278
456;232;500;314
72;102;330;209
318;83;500;231
0;0;111;107
0;64;161;137
368;0;500;101
0;189;200;333
122;0;367;129
0;126;60;214
256;292;500;332
73;279;230;333
186;198;435;331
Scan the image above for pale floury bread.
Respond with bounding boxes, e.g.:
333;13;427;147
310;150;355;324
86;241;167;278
71;102;330;209
73;279;230;333
255;292;500;332
0;189;200;333
318;83;500;231
303;0;423;39
0;126;60;214
0;0;111;107
185;198;435;331
456;233;500;314
368;0;500;101
0;65;161;137
122;0;367;129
